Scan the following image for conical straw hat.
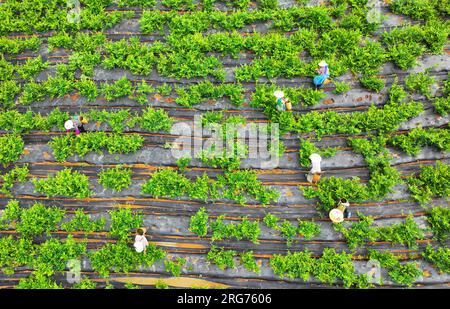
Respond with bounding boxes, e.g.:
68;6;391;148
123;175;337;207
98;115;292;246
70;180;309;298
318;60;328;67
329;208;344;223
64;120;74;130
274;90;284;98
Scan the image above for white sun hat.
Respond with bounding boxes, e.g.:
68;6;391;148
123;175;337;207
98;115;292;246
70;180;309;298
134;241;145;253
329;208;344;223
64;120;74;130
274;90;284;98
318;60;328;67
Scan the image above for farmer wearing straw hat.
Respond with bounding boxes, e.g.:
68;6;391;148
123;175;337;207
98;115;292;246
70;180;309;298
65;115;88;135
313;60;330;89
329;198;351;223
274;90;292;112
134;227;149;253
306;153;322;184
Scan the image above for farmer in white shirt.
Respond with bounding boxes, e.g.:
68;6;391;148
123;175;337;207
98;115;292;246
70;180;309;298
134;228;149;253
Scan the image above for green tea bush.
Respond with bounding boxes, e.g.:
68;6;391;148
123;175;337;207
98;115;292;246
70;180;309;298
49;133;144;162
33;168;93;198
108;208;143;240
89;241;166;278
0;164;29;196
0;134;24;167
239;251;260;273
206;245;236;270
427;206;450;242
16;203;65;237
369;250;422;287
405;71;436;99
407;161;450;205
390;127;450;156
0;236;35;275
33;236;86;276
189;207;209;237
423;245;450;273
99;165;133;192
61;209;106;233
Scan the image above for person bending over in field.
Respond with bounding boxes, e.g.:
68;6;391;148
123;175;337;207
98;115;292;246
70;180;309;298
64;115;88;135
134;228;149;254
313;60;331;89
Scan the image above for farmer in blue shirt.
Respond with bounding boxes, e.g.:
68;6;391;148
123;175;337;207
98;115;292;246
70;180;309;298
313;60;330;89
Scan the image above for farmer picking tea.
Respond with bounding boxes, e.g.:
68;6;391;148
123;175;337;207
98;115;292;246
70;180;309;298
306;153;322;184
313;60;331;89
64;115;88;135
274;90;292;111
134;227;149;253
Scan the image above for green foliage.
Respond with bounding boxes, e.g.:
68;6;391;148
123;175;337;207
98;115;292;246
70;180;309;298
33;168;92;198
76;77;98;102
407;161;450;205
17;272;62;289
423;244;450;273
33;236;86;276
271;248;366;288
427;206;450;242
433;97;450;116
298;138;337;167
263;213;320;246
206;245;236;270
164;257;186;277
142;168;278;205
87;109;130;133
16;55;48;81
390;127;450;156
0;164;29;196
61;209;106;233
19;82;47;105
0;134;24;167
332;81;351;94
210;215;260;244
189;207;209;237
101;77;133;101
240;251;260;273
155;280;169;289
390;0;445;21
99;165;133;192
217;170;280;206
0;37;41;54
44;76;74;99
302;176;368;212
359;76;385;92
49;133;144;162
177;157;191;172
131;107;173;132
16;203;65;238
336;214;424;250
334;214;378;251
405;71;436;99
297;220;321;240
142;168;191;198
369;250;422;287
108;208;143;240
88;241;166;278
263;213;279;229
0;80;20;109
73;278;97;289
0;236;35;275
175;81;244;107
